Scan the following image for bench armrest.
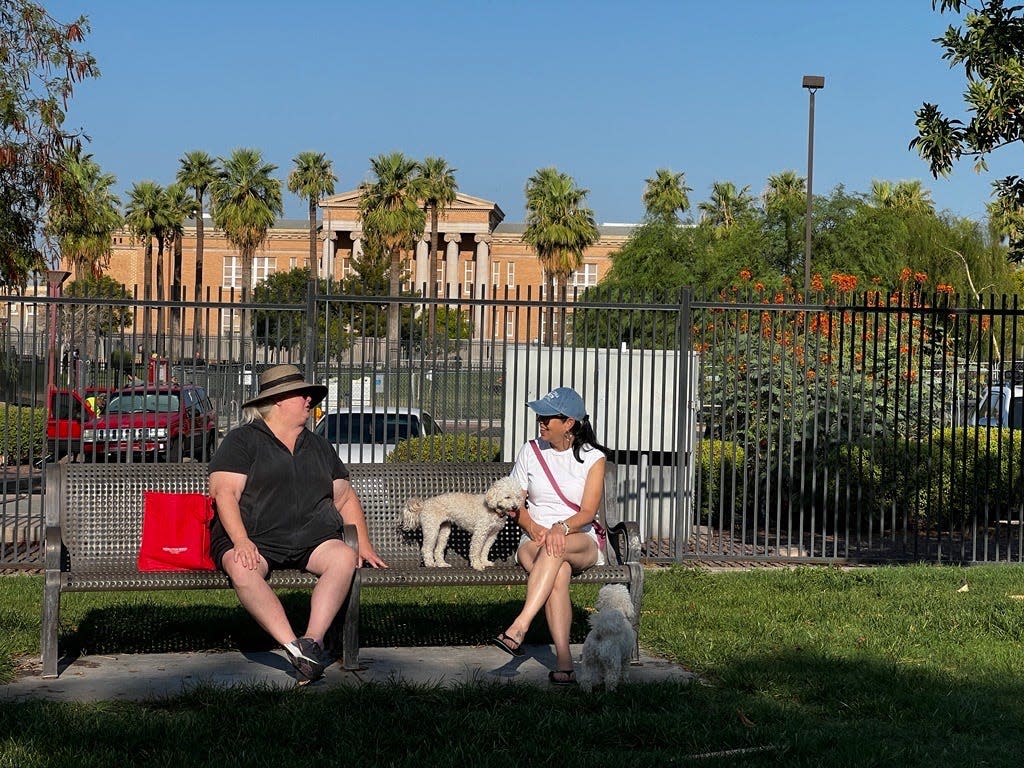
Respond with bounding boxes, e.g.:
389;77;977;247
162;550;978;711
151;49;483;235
607;520;642;565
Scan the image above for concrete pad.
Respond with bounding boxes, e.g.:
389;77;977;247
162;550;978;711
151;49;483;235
1;644;695;702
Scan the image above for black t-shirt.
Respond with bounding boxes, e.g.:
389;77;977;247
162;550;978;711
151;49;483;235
208;420;349;561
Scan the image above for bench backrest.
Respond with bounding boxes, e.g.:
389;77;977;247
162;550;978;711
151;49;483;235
49;460;616;572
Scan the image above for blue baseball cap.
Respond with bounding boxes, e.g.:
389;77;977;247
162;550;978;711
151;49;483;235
527;387;587;421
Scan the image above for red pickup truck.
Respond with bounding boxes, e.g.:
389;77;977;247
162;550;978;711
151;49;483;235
46;383;217;462
45;387;106;460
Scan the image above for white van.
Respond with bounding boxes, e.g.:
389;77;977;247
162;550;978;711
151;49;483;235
314;407;443;463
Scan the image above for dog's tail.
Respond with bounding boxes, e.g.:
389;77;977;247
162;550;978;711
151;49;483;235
401;498;424;530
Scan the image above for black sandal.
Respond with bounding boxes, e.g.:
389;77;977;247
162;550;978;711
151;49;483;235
491;631;524;657
548;669;576;686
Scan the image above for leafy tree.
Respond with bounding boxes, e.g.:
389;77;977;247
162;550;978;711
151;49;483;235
47;148;121;281
0;1;98;285
358;152;425;345
523;167;599;344
642;168;691;222
62;274;133;344
911;0;1024;259
252;266;349;359
177;149;218;342
287;151;336;283
417;156;458;341
210;148;283;339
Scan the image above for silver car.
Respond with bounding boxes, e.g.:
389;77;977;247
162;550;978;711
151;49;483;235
314;407;443;463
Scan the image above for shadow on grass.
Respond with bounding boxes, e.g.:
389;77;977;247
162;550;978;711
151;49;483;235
59;592;595;659
5;649;1024;766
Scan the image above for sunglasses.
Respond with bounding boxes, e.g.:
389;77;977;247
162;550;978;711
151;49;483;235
536;414;567;425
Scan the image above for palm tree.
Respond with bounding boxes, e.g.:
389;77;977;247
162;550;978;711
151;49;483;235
870;179;934;214
417;156;458;341
358;152;425;345
124;180;169;355
210;148;283;341
164;183;193;356
48;148;121;281
763;170;806;273
698;181;755;235
287;151;337;283
177;150;218;291
523;167;599;345
642;168;691;222
176;150;218;347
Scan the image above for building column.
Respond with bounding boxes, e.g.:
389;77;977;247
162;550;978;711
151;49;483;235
320;230;336;282
444;233;461;299
351;230;364;280
474;235;492;340
415;237;430;295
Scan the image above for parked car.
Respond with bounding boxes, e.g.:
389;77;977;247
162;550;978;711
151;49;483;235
45;386;113;460
314;407;442;463
81;383;217;462
971;383;1024;429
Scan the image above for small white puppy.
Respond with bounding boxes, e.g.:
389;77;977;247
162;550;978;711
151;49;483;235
579;584;637;692
401;477;523;571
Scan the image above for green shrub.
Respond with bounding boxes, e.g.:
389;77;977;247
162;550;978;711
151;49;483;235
696;439;745;522
388;434;501;463
915;427;1024;528
0;404;45;464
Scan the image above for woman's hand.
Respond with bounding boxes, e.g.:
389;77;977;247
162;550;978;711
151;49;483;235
545;524;567;557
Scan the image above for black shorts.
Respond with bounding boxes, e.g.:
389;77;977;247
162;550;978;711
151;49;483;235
211;533;344;575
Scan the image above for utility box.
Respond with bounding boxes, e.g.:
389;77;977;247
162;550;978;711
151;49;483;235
502;346;700;542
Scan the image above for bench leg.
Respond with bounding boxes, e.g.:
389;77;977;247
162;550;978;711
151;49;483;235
42;576;60;678
627;565;645;664
342;571;361;670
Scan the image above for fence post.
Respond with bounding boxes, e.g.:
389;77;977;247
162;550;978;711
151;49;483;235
305;278;318;376
674;287;695;560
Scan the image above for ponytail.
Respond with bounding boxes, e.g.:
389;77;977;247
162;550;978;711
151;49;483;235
569;415;611;463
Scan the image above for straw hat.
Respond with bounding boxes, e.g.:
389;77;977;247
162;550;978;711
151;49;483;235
241;364;327;409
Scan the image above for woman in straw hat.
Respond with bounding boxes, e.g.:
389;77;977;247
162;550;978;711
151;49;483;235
208;364;387;682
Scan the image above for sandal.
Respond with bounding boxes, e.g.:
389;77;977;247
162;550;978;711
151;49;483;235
548;669;577;686
491;631;524;657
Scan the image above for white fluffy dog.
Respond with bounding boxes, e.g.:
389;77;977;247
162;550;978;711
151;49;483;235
401;477;523;571
579;584;637;692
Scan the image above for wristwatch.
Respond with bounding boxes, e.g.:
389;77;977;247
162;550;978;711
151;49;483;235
557;520;570;535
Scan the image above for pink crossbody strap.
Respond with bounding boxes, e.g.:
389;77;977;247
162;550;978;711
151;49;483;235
529;439;606;548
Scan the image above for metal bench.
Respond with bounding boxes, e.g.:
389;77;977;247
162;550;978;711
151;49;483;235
42;461;644;678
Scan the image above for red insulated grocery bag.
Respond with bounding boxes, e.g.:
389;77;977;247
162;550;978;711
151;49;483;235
137;491;216;571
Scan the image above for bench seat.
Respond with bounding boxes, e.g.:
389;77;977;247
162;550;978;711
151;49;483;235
43;460;644;678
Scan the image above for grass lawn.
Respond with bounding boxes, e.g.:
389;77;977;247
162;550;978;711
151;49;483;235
2;564;1024;766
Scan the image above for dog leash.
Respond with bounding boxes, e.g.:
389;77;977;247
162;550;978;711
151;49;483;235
529;439;606;549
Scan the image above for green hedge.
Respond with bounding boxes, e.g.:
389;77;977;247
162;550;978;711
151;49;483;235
0;404;45;464
697;439;746;522
388;434;502;463
913;427;1024;527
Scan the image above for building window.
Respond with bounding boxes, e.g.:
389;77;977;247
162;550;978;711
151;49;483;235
505;311;516;341
289;257;298;270
571;263;598;288
341;258;353;279
221;309;241;334
222;256;275;289
507;262;515;287
463;261;475;296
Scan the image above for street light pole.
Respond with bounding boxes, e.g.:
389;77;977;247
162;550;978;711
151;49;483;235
802;74;825;297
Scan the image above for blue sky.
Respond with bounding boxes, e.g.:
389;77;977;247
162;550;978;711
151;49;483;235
49;0;1015;225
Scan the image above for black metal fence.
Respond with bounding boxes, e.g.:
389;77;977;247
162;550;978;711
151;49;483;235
2;283;1022;568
